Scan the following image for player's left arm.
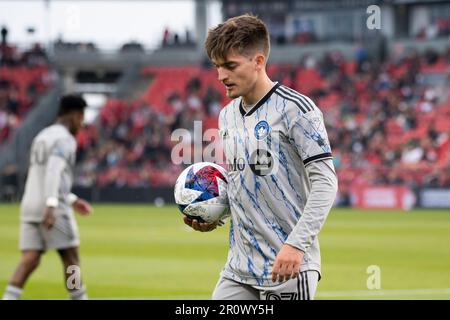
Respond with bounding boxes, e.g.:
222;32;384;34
68;193;93;216
272;159;338;282
272;106;338;283
65;137;92;217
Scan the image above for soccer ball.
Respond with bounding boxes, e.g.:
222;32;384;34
174;162;230;224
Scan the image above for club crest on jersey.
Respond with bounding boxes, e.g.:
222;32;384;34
254;120;270;141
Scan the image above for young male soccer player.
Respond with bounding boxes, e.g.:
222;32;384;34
3;94;93;300
184;14;338;300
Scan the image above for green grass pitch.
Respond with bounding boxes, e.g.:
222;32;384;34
1;204;449;299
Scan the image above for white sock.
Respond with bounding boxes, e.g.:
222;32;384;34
3;285;23;300
69;286;88;300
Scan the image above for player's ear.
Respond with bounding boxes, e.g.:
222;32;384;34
254;53;265;71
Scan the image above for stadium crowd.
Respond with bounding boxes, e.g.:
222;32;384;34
73;46;450;193
0;37;53;145
0;34;449;195
74;74;223;188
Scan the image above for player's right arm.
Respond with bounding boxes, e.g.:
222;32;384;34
183;216;221;232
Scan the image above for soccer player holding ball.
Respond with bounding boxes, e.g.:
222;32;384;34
184;14;338;300
2;95;92;300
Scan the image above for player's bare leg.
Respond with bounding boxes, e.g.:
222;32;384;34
2;250;42;300
58;247;88;300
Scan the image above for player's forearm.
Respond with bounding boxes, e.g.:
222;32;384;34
285;159;338;252
43;155;66;206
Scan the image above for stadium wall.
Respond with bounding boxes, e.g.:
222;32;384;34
72;186;174;205
70;186;450;209
52;37;449;70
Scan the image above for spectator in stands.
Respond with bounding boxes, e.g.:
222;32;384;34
355;44;370;73
173;33;180;46
203;86;222;117
23;43;48;67
162;27;170;47
185;28;193;45
1;25;8;46
186;77;202;111
0;43;52;145
0;104;10;142
424;48;439;65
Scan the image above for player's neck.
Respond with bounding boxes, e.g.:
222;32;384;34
241;75;275;106
57;118;69;127
56;118;72;133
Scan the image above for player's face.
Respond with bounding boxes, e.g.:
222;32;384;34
70;111;84;136
213;51;259;100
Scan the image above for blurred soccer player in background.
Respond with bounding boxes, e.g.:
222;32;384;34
184;14;338;300
3;95;93;300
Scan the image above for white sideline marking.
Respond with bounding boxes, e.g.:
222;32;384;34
316;288;450;298
95;288;450;299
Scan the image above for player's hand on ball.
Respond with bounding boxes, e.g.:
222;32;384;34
183;216;219;232
73;198;93;216
43;206;56;229
271;244;305;283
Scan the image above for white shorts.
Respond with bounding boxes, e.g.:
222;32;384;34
20;214;80;251
212;270;320;300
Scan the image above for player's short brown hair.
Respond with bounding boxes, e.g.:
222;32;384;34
58;94;87;116
205;14;270;62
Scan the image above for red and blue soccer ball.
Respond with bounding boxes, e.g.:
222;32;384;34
174;162;230;224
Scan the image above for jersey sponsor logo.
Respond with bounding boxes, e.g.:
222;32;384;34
220;129;229;138
228;149;275;176
249;149;274;176
228;157;246;172
254;120;270;141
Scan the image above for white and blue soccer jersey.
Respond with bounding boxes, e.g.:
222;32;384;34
20;124;77;222
218;82;335;286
